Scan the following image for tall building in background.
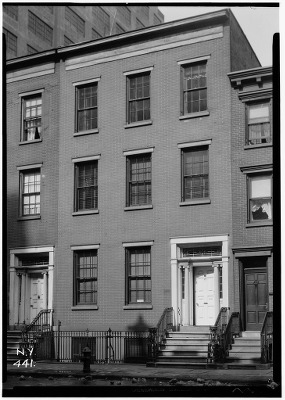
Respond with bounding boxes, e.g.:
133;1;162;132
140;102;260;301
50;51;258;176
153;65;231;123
3;4;164;59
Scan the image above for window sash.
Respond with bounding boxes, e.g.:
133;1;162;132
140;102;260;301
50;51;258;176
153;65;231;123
74;250;98;305
246;101;271;145
182;148;209;200
181;62;207;115
248;174;272;222
20;170;41;216
76;84;98;131
127;155;151;206
75;162;98;211
22;96;42;141
126;247;151;304
127;74;150;123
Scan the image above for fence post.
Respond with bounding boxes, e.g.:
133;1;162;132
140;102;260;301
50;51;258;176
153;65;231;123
56;320;61;362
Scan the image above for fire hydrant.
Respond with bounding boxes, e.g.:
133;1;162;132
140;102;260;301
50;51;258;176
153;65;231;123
81;346;91;373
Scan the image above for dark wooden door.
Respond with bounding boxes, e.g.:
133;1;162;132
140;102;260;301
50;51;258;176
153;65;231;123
244;268;268;331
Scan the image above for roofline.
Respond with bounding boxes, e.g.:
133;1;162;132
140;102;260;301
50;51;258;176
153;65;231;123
228;66;272;81
6;8;230;68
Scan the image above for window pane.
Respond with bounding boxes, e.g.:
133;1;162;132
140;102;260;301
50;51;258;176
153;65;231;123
251;176;271;197
128;73;150;123
250;199;272;220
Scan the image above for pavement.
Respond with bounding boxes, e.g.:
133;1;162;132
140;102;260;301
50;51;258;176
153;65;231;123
3;361;279;397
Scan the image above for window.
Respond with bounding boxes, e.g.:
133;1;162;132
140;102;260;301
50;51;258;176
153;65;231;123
76;83;98;132
64;36;73;46
74;250;98;305
182;147;209;201
248;174;272;222
127;73;150;124
181;62;207;115
246;101;271;145
92;29;101;40
154;14;161;25
27;45;37;55
117;6;131;26
140;6;149;18
3;5;18;20
74;161;98;211
126;247;151;304
28;12;53;45
126;154;151;206
22;95;42;142
20;169;41;216
136;18;144;29
92;7;110;36
3;29;17;56
65;7;85;37
115;23;125;34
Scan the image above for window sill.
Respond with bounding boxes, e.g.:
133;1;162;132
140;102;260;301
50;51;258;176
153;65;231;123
124;205;153;211
123;304;153;310
124;120;153;129
19;139;42;145
179;110;210;120
179;199;211;206
74;128;99;137
72;210;99;216
72;305;98;310
244;143;272;150
18;215;41;221
246;221;273;228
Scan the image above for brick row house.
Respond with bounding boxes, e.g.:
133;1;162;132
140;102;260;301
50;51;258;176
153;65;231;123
5;9;273;365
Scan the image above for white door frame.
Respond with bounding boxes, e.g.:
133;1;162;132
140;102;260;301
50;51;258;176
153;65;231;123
9;246;54;326
170;235;229;328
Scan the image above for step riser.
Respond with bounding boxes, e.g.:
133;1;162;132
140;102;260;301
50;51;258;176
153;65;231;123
227;359;261;365
230;347;260;353
164;339;209;345
167;335;210;340
241;332;260;338
158;358;207;363
159;352;208;357
234;340;261;346
161;346;209;351
228;354;261;359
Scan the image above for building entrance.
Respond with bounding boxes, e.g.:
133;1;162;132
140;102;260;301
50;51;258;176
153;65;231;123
194;266;215;326
29;273;45;322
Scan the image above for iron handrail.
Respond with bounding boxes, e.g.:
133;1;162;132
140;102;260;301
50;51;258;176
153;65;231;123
208;308;240;363
261;311;273;363
147;307;173;362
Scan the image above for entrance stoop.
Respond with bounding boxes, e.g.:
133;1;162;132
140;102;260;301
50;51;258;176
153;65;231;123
152;326;211;368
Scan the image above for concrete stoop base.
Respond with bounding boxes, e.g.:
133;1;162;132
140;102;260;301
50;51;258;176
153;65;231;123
147;361;272;370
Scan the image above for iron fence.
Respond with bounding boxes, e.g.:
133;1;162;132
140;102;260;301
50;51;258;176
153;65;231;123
31;328;150;363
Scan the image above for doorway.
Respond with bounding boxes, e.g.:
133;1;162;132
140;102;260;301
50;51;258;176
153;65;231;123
29;273;45;322
244;266;268;331
194;266;215;326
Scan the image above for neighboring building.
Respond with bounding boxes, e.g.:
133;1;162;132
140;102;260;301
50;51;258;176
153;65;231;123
229;67;273;331
3;4;164;59
6;8;274;364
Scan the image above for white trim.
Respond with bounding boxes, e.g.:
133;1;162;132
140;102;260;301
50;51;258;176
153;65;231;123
123;66;154;76
72;154;101;163
7;63;55;83
170;235;229;245
73;77;101;86
178;55;211;65
241;168;273;174
178;139;212;149
71;244;100;250
122;241;154;247
17;163;43;171
10;246;54;255
19;89;44;97
65;27;223;71
123;147;154;156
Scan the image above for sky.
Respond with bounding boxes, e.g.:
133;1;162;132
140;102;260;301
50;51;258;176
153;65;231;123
158;5;279;67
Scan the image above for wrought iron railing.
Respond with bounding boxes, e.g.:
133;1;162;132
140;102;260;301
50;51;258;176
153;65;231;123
147;307;174;363
208;308;240;363
261;311;273;363
54;329;149;363
21;309;54;360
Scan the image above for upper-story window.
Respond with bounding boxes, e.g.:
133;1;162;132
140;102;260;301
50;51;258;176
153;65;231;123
76;83;98;132
19;169;41;217
28;11;53;45
248;173;272;222
182;147;209;201
126;153;152;207
181;62;207;115
22;95;42;142
127;73;150;124
3;5;18;21
74;161;98;212
3;28;17;57
65;7;85;37
246;101;271;145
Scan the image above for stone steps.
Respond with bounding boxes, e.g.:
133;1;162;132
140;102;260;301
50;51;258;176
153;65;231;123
227;331;261;365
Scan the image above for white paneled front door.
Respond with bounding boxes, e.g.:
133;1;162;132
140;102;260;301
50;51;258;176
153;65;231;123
194;266;215;326
30;273;44;322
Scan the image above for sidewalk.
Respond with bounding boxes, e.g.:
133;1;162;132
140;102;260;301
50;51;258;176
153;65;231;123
5;360;274;385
